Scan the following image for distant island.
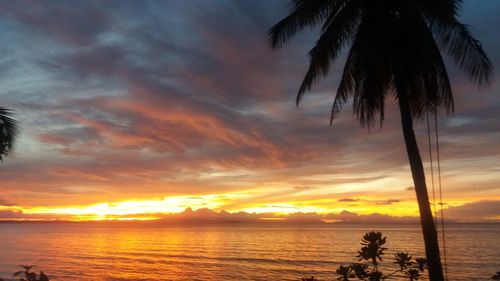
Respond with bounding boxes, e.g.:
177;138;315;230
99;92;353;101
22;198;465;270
1;207;499;225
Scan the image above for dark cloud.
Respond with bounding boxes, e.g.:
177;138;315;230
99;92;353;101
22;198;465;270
293;186;315;191
444;201;500;221
375;199;401;205
0;209;25;219
0;197;17;206
337;198;360;202
0;0;111;46
38;133;75;146
0;209;53;220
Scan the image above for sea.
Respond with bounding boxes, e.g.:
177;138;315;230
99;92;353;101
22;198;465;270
0;222;498;281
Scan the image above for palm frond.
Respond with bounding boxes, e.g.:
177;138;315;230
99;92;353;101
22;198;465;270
394;6;454;117
349;4;394;128
269;0;332;49
434;20;492;85
331;37;360;124
0;107;19;161
415;14;454;113
353;42;391;128
297;0;361;104
419;0;462;23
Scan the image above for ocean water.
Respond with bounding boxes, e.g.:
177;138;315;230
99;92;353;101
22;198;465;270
0;223;498;281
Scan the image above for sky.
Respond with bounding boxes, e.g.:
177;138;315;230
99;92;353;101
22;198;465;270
0;0;499;222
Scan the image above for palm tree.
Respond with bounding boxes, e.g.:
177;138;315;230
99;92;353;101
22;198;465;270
0;107;18;161
269;1;492;280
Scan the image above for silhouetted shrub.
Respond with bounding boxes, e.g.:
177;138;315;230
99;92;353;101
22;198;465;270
302;231;427;281
335;232;427;281
0;265;49;281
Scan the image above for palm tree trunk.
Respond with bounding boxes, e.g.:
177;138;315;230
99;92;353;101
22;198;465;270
398;93;444;281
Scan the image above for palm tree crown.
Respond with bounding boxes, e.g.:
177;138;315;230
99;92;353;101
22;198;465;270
270;0;491;126
0;108;19;161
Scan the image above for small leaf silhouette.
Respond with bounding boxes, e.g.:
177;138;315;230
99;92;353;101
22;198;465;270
26;272;37;281
415;258;427;271
394;252;413;270
336;265;351;281
350;263;368;279
19;265;35;272
39;272;50;281
405;268;421;281
368;270;383;281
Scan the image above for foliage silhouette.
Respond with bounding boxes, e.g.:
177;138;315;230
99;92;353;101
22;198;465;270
337;231;427;281
269;1;492;280
9;265;49;281
0;108;18;161
393;252;413;271
336;265;352;281
357;231;387;268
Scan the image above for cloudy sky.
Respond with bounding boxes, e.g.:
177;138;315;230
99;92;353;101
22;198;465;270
0;0;499;221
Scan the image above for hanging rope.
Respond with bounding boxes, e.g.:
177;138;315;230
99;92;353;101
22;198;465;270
426;109;449;280
433;111;449;281
426;111;438;224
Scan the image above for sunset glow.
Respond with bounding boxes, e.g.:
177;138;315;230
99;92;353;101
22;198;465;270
0;193;488;221
1;2;500;281
0;0;498;223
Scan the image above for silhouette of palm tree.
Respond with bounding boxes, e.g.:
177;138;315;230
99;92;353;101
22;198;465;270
269;1;491;280
0;107;18;161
